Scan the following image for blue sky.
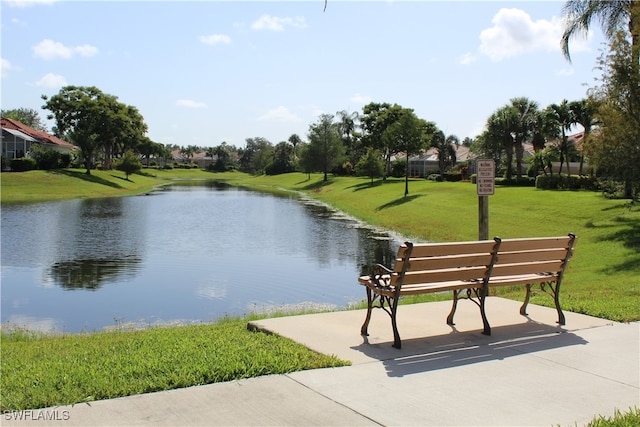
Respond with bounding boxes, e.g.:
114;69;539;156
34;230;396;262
1;0;604;147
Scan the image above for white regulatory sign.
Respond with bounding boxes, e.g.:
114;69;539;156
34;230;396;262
477;159;495;196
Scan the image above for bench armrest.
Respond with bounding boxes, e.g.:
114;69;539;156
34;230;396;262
371;264;394;288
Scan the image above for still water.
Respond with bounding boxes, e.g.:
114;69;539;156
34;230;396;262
1;183;402;333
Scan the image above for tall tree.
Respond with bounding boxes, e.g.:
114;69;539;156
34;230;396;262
510;97;539;179
486;106;517;179
266;141;295;175
430;131;458;179
530;108;561;176
42;86;147;174
561;0;639;64
382;109;432;196
336;109;360;164
360;102;405;180
306;114;344;182
585;31;640;200
569;98;597;174
288;133;302;161
241;137;273;174
549;100;575;175
355;147;384;185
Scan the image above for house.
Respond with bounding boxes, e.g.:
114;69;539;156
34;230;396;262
407;144;475;177
171;148;214;169
1;117;76;160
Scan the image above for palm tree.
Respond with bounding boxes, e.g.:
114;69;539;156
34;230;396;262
569;99;597;175
430;131;458;179
336;109;359;164
530;108;561;176
487;106;517;179
549;100;575;175
288;133;302;161
561;0;639;64
510;97;539;179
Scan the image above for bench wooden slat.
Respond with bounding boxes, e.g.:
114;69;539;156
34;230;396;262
488;273;558;287
406;253;495;271
401;267;488;285
491;260;564;277
406;240;498;258
496;249;569;264
497;236;572;252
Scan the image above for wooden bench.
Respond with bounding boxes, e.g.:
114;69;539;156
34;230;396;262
358;234;576;349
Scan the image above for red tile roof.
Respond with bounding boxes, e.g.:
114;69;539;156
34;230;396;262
1;117;75;149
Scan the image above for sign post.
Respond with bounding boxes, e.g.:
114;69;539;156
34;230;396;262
476;159;495;240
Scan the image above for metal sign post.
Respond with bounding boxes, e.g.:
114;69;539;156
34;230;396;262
477;159;495;240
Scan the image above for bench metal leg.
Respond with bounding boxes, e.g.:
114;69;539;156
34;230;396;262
554;284;566;325
480;291;491;336
390;296;401;349
520;284;532;316
360;287;373;336
446;290;459;325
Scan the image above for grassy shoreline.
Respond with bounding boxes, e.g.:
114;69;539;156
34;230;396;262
2;168;639;322
1;168;639;418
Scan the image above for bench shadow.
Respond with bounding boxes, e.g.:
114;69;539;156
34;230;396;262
351;320;588;378
50;170;124;189
376;194;422;211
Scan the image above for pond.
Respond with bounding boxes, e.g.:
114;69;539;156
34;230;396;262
1;182;402;333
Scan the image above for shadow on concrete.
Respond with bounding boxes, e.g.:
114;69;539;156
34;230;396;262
351;320;587;377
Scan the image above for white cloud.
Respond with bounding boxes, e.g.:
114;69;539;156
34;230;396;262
4;0;56;7
199;34;232;46
349;93;372;105
33;39;99;60
74;44;99;57
257;106;300;122
557;68;575;76
35;72;67;88
251;15;307;31
479;8;592;62
459;52;477;65
176;99;207;108
1;58;15;78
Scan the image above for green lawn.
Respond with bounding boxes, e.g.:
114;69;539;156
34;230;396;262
229;173;640;323
0;317;348;412
1;168;639;416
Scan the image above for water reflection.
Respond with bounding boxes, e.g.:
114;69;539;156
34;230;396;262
1;183;402;333
45;197;146;290
47;257;143;290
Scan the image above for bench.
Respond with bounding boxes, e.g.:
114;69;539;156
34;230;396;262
358;234;576;349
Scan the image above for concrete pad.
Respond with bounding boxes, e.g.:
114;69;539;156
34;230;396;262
5;299;638;427
276;299;639;426
248;297;615;364
2;375;376;427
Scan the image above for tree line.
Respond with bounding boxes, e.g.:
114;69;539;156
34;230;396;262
2;0;638;200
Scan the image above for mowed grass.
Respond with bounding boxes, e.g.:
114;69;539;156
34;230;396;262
0;318;348;412
1;169;639;415
230;173;640;323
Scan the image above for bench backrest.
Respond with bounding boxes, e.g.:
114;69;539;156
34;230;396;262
491;234;576;280
391;238;501;289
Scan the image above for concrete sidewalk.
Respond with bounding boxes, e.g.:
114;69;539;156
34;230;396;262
4;298;639;426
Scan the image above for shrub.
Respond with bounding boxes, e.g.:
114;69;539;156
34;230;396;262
496;177;535;187
390;161;405;178
443;172;462;182
535;174;599;191
10;158;37;172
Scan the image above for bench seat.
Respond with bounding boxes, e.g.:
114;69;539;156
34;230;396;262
359;234;576;349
